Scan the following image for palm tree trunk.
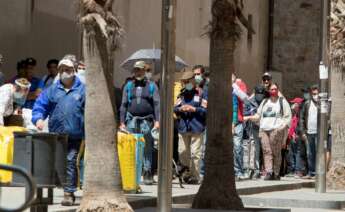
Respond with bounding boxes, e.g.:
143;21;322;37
192;0;244;209
327;0;345;190
192;37;243;210
77;1;132;211
328;65;345;189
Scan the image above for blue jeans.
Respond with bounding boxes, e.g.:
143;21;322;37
251;127;261;174
233;123;244;176
126;113;155;172
64;139;82;193
307;134;318;176
200;130;207;177
287;138;306;173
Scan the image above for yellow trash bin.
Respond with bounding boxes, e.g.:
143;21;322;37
0;126;27;183
117;131;145;193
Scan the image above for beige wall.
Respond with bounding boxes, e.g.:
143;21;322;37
0;0;268;91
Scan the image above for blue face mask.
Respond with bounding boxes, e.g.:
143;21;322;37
194;75;203;85
13;92;26;106
185;83;194;91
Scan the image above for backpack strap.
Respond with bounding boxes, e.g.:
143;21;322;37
149;82;155;98
126;81;134;104
279;97;284;116
262;98;269;108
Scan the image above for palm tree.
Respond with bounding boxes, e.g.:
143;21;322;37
192;0;244;209
328;0;345;189
77;0;132;211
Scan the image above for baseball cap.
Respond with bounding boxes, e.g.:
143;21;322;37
58;59;75;69
262;72;272;80
134;61;146;69
26;57;37;66
180;70;194;81
290;97;303;104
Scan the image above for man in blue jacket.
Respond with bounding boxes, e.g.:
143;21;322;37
174;70;207;184
32;58;85;206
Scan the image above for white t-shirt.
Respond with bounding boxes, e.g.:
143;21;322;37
307;101;318;134
258;99;285;131
0;84;14;126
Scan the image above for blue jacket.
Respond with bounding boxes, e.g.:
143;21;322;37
174;89;207;134
32;78;85;140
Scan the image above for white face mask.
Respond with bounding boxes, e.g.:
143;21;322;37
77;69;86;76
145;72;152;80
312;94;319;101
60;72;75;84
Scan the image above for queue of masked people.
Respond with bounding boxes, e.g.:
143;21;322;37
0;52;330;207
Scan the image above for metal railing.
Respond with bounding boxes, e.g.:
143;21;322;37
0;164;36;212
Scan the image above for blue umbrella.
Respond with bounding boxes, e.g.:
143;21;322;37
120;49;188;73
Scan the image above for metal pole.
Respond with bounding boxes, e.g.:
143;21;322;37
158;0;176;211
316;0;329;193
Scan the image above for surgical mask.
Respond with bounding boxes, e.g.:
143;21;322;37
77;69;86;84
185;83;194;91
13;92;26;106
312;94;319;101
135;76;144;81
145;72;152;80
60;72;75;84
194;75;203;85
77;69;86;76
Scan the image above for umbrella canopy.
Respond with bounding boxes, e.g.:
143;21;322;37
120;49;188;73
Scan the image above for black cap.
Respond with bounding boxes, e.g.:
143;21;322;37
25;57;37;66
262;72;272;80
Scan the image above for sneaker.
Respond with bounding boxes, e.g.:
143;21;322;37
285;172;295;177
252;172;261;180
302;175;313;179
143;171;154;185
294;172;303;179
264;173;275;181
61;192;75;206
274;174;281;181
239;173;250;180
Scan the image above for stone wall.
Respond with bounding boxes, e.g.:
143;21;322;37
0;0;268;91
271;0;321;98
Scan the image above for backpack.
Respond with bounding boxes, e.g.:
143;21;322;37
126;80;155;104
261;97;284;116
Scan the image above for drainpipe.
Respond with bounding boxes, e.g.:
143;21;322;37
267;0;274;72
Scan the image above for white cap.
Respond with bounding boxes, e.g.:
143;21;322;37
134;61;146;69
58;59;75;70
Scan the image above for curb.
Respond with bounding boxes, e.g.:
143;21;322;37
53;181;315;211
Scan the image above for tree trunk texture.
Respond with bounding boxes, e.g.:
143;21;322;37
192;37;244;210
327;0;345;190
327;65;345;190
77;1;132;210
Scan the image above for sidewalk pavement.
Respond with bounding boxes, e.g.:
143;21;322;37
0;177;314;211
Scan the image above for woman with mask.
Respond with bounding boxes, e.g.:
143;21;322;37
32;58;85;206
0;78;31;126
174;70;208;184
244;83;292;180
